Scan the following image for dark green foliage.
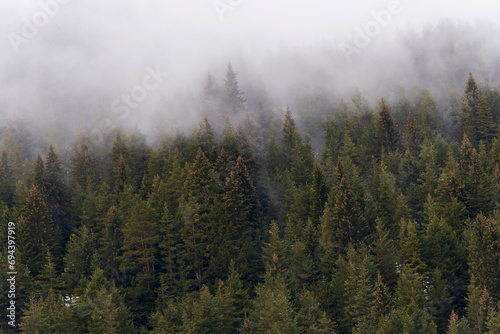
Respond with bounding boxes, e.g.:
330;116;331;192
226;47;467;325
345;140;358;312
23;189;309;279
73;268;134;333
370;218;399;292
8;72;500;333
18;184;55;276
406;111;423;155
32;153;46;193
282;106;302;169
377;99;400;152
45;145;70;232
248;271;298;333
70;135;98;191
62;225;96;295
310;161;329;224
0;150;15;206
467;215;500;300
460;73;496;145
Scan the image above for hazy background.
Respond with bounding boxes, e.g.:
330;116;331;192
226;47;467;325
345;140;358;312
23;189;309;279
1;0;500;152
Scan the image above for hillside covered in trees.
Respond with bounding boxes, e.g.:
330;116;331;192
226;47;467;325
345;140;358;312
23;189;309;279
1;64;500;333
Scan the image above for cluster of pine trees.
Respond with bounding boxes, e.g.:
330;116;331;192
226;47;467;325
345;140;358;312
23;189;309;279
2;71;500;333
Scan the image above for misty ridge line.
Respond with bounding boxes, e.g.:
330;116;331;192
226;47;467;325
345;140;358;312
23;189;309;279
7;0;72;54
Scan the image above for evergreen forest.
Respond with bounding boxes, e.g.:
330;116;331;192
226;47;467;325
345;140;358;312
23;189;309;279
2;63;500;334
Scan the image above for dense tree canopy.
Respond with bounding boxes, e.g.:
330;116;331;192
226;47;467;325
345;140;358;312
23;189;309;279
2;71;500;333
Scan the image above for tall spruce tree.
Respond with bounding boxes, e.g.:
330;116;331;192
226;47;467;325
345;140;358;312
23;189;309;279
32;153;47;194
309;161;329;225
377;99;399;153
18;184;55;276
460;72;495;145
223;63;245;116
45;144;70;233
70;135;98;191
282;106;302;169
0;150;15;206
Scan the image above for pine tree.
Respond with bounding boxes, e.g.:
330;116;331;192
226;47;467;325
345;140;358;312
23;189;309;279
460;73;495;145
45;144;70;233
291;134;315;185
465;284;494;334
185;148;218;209
223;260;250;329
266;132;281;176
406;111;422;155
96;206;123;282
249;271;298;333
214;148;231;185
343;246;375;331
203;197;234;284
423;215;467;318
476;87;496;143
18;184;55;276
262;220;288;277
467;215;500;300
322;119;343;176
19;295;52;333
370;218;399;292
108;131;130;187
284;182;312;245
296;289;336;334
377;99;399;152
415;88;441;139
120;200;160;325
437;153;468;231
127;126;153;189
120;200;159;290
196;117;217;161
393;87;414;129
62;225;96;295
33;153;47;193
179;195;207;292
389;265;436;333
352;88;370;114
0;150;15;206
113;154;132;193
460;73;480;140
223;156;261;236
35;250;61;298
158;204;181;298
70;135;98;191
310;161;329;224
399;219;426;280
321;158;366;251
203;72;219;101
341;131;358;164
223;63;245;115
282;106;302;169
75;268;134;333
19;287;74;333
220;115;240;160
446;310;471;334
372;160;400;234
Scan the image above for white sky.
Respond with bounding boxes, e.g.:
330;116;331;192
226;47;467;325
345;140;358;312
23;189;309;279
2;1;500;49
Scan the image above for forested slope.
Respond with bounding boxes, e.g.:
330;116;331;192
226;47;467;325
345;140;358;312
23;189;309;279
2;71;500;333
